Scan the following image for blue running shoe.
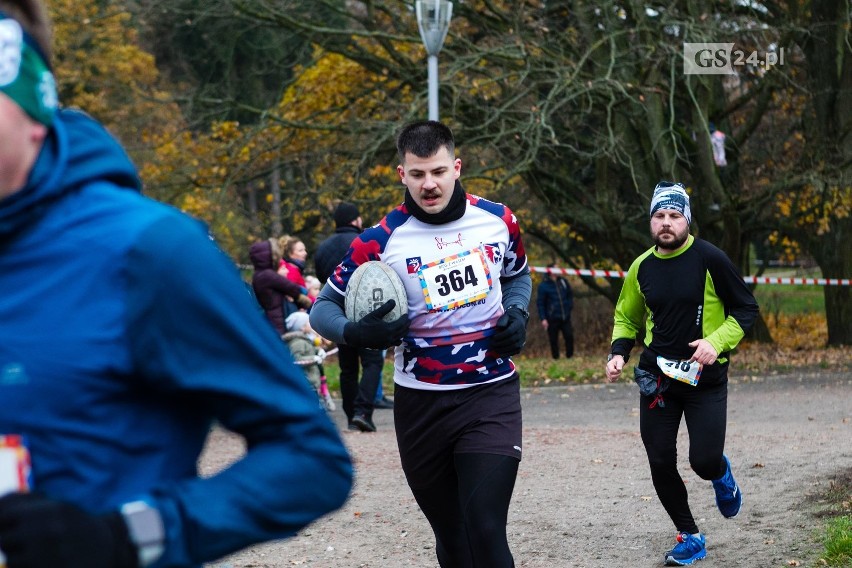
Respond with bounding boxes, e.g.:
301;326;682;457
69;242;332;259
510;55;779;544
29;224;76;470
712;455;742;518
664;532;706;566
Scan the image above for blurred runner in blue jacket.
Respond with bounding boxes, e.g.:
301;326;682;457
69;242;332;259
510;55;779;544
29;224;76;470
0;3;352;567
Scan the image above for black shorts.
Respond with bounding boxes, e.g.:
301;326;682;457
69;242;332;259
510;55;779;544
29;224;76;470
393;376;522;489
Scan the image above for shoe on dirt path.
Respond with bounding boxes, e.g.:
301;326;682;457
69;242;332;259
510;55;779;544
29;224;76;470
664;532;706;566
351;414;377;432
712;454;742;518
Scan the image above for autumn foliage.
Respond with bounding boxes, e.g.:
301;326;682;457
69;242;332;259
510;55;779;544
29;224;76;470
43;0;851;344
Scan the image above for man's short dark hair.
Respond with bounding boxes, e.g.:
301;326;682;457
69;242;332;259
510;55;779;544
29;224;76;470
396;120;455;163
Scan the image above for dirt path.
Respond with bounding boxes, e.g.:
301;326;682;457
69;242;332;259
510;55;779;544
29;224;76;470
203;371;851;568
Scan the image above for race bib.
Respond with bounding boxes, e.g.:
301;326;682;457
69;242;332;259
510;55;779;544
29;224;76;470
419;248;493;311
657;356;702;386
0;435;30;496
0;435;31;567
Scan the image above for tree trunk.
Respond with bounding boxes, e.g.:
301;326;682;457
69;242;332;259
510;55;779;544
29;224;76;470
825;285;852;346
246;180;260;237
797;0;852;345
270;159;282;238
809;216;852;345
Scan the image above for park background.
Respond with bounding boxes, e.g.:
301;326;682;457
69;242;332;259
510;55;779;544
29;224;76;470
44;0;850;347
39;2;849;564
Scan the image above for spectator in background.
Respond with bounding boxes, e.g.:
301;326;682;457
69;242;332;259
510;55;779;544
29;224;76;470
278;235;310;317
283;311;325;402
249;238;311;335
536;263;575;359
314;202;363;284
279;235;308;288
284;310;336;411
313;201;386;432
0;3;352;566
373;362;394;410
304;275;322;304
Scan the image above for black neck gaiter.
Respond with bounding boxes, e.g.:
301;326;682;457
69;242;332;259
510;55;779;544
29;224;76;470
404;180;467;225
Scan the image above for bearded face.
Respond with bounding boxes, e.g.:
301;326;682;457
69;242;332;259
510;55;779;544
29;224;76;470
650;210;690;252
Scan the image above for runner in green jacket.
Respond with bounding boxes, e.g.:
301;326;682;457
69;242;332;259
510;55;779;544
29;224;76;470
605;181;759;566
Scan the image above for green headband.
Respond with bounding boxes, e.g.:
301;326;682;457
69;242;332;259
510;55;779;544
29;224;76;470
0;16;58;126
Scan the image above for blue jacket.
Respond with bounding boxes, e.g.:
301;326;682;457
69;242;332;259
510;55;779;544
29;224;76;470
0;110;352;567
536;277;574;321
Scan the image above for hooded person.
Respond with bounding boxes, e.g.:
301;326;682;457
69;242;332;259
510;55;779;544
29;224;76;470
249;238;311;334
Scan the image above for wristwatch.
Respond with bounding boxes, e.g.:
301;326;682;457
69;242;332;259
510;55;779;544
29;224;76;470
607;353;628;363
120;501;165;567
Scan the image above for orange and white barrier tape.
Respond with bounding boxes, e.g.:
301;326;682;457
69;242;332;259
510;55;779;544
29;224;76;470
530;266;851;286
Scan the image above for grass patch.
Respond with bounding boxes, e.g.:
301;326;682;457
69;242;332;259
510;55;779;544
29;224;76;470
321;360;395;393
755;284;825;316
820;516;852;567
514;354;607;386
805;468;852;567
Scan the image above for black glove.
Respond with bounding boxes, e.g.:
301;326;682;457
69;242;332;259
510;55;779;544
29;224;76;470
491;307;529;357
0;492;138;568
343;299;410;350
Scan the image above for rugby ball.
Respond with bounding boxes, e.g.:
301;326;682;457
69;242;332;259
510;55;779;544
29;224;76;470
345;261;408;322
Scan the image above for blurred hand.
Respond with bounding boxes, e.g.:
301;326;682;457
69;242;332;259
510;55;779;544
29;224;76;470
0;493;138;568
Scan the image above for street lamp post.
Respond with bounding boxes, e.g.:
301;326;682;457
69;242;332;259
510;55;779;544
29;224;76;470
416;0;453;121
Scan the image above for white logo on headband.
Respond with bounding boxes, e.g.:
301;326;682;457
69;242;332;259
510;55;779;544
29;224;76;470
0;20;24;87
650;182;692;223
39;71;57;110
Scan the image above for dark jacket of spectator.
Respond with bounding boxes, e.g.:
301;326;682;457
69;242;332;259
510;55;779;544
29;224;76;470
536;276;574;321
314;226;361;284
249;239;304;334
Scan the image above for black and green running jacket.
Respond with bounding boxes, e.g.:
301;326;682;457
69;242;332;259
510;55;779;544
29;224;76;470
610;235;759;384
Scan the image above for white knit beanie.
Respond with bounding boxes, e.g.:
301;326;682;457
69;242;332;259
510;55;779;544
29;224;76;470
285;311;310;332
650;181;691;224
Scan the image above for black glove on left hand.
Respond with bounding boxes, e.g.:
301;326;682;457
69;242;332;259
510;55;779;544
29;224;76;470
0;492;138;568
491;307;529;357
343;299;410;350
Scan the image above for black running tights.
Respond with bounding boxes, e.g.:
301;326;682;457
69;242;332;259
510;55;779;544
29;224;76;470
409;452;518;568
640;379;728;534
